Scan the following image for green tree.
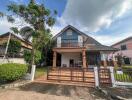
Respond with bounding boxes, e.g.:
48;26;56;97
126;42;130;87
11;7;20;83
24;50;41;65
1;0;57;67
3;39;21;57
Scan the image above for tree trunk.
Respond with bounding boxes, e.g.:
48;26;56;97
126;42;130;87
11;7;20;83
29;38;36;73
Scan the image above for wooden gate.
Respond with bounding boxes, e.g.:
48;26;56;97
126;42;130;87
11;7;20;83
98;68;112;87
47;67;95;85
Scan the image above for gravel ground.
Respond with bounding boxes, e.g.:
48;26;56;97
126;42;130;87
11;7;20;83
0;83;106;100
103;87;132;99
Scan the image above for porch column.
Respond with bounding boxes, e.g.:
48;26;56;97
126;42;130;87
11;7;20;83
82;50;87;68
53;51;57;68
101;53;107;67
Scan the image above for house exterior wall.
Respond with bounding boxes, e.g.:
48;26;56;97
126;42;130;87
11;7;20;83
61;52;80;67
56;29;83;47
0;58;26;64
112;39;132;58
113;39;132;50
60;29;78;40
112;38;132;65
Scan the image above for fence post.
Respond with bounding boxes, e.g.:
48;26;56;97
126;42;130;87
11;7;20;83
109;67;116;87
94;67;99;87
30;65;36;81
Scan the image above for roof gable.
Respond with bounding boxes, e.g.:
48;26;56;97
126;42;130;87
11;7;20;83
53;25;88;39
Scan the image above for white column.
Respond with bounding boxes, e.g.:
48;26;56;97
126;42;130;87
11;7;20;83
78;35;83;47
101;52;107;67
109;67;116;87
101;53;105;61
30;65;36;81
57;37;61;47
94;67;99;87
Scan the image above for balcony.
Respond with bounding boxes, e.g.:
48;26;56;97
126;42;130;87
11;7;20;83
57;42;83;48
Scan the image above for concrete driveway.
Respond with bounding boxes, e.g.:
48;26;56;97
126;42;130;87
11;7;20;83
0;83;106;100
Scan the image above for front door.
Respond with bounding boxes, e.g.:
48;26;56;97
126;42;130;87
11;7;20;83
69;59;74;67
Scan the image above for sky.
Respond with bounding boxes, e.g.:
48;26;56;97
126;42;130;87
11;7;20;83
0;0;132;46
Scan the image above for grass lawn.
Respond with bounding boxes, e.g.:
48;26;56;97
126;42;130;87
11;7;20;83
35;67;47;79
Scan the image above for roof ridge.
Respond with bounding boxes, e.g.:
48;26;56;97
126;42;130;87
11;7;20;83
112;36;132;46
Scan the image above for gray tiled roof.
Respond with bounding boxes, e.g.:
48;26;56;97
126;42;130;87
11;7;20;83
86;44;118;51
84;34;118;51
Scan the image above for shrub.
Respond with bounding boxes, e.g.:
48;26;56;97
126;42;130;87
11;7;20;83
0;63;28;82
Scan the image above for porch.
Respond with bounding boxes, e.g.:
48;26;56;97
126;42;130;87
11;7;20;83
52;47;87;68
52;47;117;68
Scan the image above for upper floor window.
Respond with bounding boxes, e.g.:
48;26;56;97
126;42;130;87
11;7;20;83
121;45;127;50
66;29;72;35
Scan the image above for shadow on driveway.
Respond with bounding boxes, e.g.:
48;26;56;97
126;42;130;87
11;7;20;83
19;82;105;99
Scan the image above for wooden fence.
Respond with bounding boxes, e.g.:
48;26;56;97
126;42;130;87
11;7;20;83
47;67;95;83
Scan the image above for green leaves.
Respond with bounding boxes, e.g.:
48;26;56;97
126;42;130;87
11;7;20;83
4;0;58;66
10;27;19;34
3;39;21;56
46;17;55;26
24;50;41;64
7;15;15;23
0;63;28;82
20;26;34;40
8;4;19;14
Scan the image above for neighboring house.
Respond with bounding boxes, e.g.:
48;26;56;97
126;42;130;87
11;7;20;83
112;37;132;65
0;32;32;64
52;25;118;68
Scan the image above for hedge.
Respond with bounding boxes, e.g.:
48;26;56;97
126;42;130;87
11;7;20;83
0;63;28;82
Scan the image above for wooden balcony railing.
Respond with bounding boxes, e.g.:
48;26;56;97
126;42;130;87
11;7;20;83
57;42;83;47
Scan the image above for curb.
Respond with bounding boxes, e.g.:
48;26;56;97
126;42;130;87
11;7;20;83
0;80;31;89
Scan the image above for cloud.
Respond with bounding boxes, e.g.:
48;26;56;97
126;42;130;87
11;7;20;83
90;32;132;46
58;0;132;32
0;17;13;34
0;17;29;34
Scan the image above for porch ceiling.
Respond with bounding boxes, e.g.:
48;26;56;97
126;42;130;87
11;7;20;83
53;47;86;53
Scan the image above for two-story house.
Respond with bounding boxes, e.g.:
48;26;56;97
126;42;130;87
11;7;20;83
52;25;117;68
112;37;132;65
0;32;32;64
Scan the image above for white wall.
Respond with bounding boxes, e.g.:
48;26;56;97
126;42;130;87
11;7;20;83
61;52;80;67
0;58;26;64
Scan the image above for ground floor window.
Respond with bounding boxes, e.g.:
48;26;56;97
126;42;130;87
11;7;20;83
86;51;101;66
123;57;131;65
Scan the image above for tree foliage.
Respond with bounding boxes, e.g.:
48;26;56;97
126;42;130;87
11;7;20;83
24;50;41;65
3;39;21;57
4;0;57;66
